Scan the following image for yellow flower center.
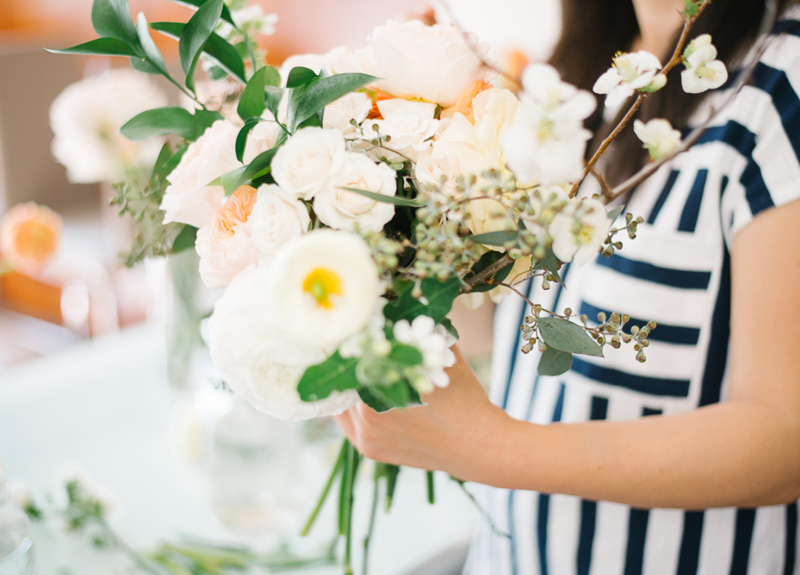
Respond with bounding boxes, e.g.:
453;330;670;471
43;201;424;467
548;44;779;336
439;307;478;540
302;267;343;310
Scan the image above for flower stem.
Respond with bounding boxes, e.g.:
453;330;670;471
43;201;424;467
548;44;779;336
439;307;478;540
362;474;380;575
451;477;511;539
341;443;361;575
426;471;435;505
300;439;348;537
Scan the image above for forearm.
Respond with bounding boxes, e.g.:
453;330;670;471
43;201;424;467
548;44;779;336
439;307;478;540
461;401;800;509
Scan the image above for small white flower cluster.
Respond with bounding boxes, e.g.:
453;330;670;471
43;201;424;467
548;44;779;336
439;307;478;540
393;316;456;393
593;51;665;107
681;34;728;94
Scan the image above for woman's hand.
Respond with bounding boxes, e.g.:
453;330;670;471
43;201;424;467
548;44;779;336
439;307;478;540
335;346;512;481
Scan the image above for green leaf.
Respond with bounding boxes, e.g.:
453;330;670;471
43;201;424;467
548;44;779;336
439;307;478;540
235;117;260;163
466;250;515;292
537;347;573;376
237;65;281;120
286;66;318;88
607;205;625;222
389;344;423;366
683;0;699;17
219;142;284;195
538;316;603;357
159;146;189;178
297;352;360;402
166;0;236;28
120;107;195;141
150;22;246;84
468;230;519;247
179;0;223;92
341;187;423;208
91;0;141;51
129;56;162;75
192;109;224;139
291;73;379;131
264;86;284;118
133;13;168;76
171;225;198;253
358;383;412;412
46;38;138;57
384;277;462;324
440;317;459;340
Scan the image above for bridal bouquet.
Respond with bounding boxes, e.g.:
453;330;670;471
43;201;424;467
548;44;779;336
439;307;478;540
52;0;731;571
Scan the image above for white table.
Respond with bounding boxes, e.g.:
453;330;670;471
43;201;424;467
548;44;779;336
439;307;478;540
0;324;476;574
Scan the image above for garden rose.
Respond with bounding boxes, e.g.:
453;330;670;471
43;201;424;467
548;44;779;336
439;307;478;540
271;127;346;200
249;184;310;255
323;92;372;134
195;185;259;288
160;120;241;228
314;152;396;232
362;99;439;162
0;202;62;276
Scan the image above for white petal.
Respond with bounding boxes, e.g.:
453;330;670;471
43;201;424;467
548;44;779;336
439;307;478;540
593;69;622;94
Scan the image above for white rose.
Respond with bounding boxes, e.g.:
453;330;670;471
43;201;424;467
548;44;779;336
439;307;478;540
269;229;382;347
49;69;168;183
160;119;242;228
314;152;396;232
249;184;310;256
323;92;372;134
360;20;496;106
363;99;438;162
271;127;346;200
414;147;459;196
279;47;348;83
209;266;360;421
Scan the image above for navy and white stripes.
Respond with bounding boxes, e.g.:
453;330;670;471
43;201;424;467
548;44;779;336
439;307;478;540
464;9;800;575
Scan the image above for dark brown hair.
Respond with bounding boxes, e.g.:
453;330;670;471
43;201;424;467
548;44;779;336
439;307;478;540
549;0;797;186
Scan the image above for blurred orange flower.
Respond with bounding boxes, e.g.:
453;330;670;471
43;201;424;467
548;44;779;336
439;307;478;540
0;202;62;276
440;80;493;124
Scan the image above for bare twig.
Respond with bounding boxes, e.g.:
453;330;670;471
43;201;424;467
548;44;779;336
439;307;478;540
463;253;514;289
568;0;712;198
603;0;779;202
589;165;614;197
439;1;522;88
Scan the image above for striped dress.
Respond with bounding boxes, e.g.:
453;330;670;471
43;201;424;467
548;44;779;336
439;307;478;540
465;9;800;575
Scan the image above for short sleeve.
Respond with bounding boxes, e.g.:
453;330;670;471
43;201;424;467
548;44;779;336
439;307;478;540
721;22;800;245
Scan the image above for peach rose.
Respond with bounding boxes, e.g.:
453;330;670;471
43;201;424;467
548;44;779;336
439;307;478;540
195;186;260;288
0;202;62;276
440;80;492;124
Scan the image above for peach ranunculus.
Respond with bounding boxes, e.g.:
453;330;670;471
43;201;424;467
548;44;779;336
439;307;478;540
195;185;260;288
440;81;493;124
0;202;62;276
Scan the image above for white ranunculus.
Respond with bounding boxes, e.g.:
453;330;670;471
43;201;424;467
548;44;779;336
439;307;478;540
49;69;168;183
681;35;728;94
161;119;242;228
314;152;396;232
548;197;612;265
209;266;360;421
363;99;439;162
324;92;372;134
593;51;663;107
633;118;682;160
269;229;382;347
392;315;456;393
249;184;310;256
356;20;496;106
271;127;346;200
195;185;260;288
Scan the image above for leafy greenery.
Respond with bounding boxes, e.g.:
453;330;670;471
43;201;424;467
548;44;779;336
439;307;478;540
120;107;223;142
537;346;573;376
341;187;424;208
171;225;198;253
383;277;462;324
237;65;282;120
538;316;603;357
468;230;519;247
290;73;379;131
46;37;139;57
297;352;360;402
178;0;224;92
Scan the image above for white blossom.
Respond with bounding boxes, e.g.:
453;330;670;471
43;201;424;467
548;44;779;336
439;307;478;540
502;65;595;186
49;69;167;183
548;197;612;265
392;315;456;393
681;34;728;94
268;229;382;347
633;118;682;160
593;51;663;106
209;266;359;421
271;127;346;200
314;152;396;232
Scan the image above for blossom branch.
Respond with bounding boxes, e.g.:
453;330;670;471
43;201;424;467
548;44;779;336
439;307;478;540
604;0;779;202
568;0;711;198
463;253;514;289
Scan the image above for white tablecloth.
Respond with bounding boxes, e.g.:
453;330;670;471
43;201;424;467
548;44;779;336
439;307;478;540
0;324;476;574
